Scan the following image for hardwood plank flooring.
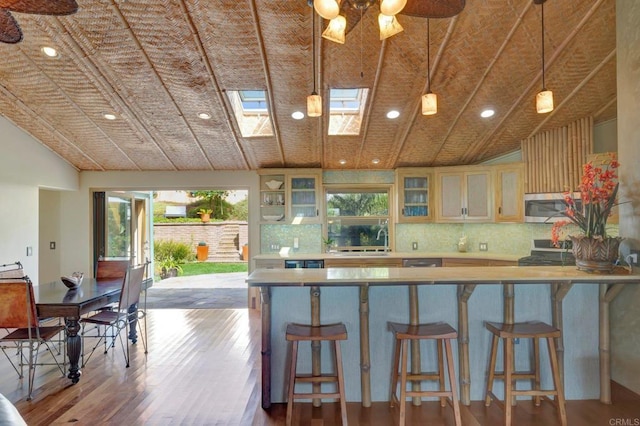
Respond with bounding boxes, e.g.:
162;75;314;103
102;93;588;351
1;308;639;425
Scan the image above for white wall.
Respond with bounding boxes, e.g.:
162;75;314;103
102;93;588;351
0;116;78;283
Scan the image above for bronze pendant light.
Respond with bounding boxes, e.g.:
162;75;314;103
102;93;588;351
535;0;553;113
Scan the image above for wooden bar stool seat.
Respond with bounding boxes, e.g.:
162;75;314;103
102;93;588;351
388;322;462;426
484;320;567;426
285;322;348;426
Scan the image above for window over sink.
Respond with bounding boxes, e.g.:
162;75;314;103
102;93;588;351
325;186;391;252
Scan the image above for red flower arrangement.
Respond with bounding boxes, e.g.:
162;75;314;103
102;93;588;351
551;154;620;247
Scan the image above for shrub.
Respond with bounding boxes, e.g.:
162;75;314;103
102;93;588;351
154;240;194;263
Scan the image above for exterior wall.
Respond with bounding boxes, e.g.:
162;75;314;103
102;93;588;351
153;221;248;261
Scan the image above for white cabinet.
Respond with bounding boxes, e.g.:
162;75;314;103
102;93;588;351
288;173;321;223
495;163;524;222
396;168;433;222
259;172;286;223
258;169;322;224
435;168;492;222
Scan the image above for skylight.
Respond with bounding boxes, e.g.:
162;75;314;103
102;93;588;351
328;88;369;136
227;90;274;137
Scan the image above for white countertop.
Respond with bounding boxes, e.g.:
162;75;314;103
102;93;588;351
252;251;523;262
247;265;640;286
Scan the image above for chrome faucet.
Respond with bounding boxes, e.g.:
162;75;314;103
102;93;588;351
376;219;389;252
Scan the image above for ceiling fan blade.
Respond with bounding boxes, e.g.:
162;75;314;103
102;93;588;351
0;9;22;43
0;0;78;16
400;0;465;18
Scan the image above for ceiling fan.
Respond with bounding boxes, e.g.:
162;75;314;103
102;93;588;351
0;0;78;44
313;0;465;43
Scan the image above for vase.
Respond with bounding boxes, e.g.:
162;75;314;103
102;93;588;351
570;235;621;274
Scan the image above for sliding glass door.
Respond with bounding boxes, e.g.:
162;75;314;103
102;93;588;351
94;191;151;270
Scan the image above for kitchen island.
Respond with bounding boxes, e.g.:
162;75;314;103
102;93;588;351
247;265;640;409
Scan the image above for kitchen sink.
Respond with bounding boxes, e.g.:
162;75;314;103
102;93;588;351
330;252;390;257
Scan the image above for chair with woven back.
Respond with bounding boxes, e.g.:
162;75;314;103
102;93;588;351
0;276;66;400
81;261;149;368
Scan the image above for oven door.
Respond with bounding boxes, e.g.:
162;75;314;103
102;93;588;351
524;192;581;223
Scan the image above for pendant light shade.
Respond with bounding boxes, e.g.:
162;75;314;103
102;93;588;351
378;13;403;40
536;90;553;114
422;92;437;115
307;92;323;117
421;19;437;116
379;0;407;16
322;15;346;44
536;0;553;113
314;0;340;20
308;13;322;117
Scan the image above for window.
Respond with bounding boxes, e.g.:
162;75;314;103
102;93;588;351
328;88;369;136
227;90;274;137
325;186;391;251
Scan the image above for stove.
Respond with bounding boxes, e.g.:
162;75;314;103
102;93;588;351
518;239;576;266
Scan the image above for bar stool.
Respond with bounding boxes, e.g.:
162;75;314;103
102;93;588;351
285;322;348;426
484;321;567;426
388;322;462;426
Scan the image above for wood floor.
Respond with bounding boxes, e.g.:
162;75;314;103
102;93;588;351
1;308;639;425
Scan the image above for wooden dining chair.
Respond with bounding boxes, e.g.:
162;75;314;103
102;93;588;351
95;259;130;280
81;262;148;368
0;277;66;400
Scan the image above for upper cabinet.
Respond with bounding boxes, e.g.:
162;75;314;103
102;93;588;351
258;169;322;224
396;168;433;223
289;172;322;223
259;171;286;223
434;167;493;223
495;163;524;223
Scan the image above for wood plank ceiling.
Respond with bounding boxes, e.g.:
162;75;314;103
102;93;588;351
0;0;616;171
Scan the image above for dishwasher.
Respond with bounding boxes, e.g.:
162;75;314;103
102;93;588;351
284;259;324;269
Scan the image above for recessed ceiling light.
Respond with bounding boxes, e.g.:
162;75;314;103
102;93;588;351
41;46;59;58
291;111;305;120
103;113;117;120
339;159;347;165
198;112;211;120
372;158;380;164
386;110;400;119
480;109;495;118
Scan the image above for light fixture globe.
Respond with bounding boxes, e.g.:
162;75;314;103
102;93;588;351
379;0;407;16
378;13;403;40
314;0;340;20
421;92;437;115
322;15;347;44
536;90;554;113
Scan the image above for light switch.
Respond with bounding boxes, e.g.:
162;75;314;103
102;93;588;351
50;241;56;250
26;246;33;256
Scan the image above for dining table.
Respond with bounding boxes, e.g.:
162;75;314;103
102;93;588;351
34;277;124;383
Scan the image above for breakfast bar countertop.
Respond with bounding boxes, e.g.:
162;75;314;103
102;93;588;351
247;265;640;409
247;265;639;286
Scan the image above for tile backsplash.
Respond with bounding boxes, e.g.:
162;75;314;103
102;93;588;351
260;222;620;256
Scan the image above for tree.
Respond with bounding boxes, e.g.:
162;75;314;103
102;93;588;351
191;190;229;219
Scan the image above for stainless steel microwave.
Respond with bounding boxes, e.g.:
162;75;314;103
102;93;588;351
524;192;581;223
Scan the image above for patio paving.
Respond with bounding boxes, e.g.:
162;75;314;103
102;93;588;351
146;272;248;309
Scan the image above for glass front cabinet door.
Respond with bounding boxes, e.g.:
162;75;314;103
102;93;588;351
396;169;433;222
288;172;322;223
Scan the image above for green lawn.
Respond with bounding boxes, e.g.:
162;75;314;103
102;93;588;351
179;262;248;276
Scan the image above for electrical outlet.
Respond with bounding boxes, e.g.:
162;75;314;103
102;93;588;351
293;238;299;249
412;242;418;250
479;242;488;251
